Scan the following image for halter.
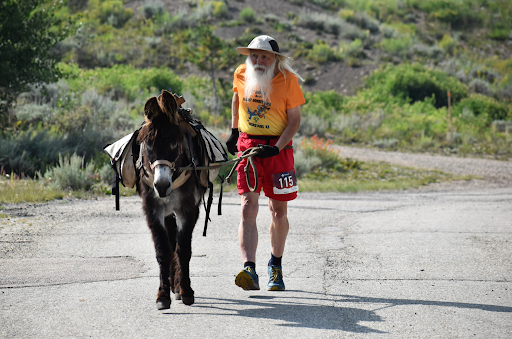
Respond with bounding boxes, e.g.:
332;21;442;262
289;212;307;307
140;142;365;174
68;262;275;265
138;141;192;190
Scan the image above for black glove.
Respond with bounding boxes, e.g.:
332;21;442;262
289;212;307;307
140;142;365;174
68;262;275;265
255;145;279;158
226;128;239;155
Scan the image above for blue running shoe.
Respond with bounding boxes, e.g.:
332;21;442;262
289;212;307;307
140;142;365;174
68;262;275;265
235;266;260;290
267;265;285;291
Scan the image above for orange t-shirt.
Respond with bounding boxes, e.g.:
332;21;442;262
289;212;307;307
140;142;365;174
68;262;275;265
233;64;306;136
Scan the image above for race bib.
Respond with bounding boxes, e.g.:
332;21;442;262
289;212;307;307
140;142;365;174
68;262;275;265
272;170;298;195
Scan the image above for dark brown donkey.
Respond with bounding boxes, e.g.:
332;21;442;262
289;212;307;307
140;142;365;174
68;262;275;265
136;91;207;310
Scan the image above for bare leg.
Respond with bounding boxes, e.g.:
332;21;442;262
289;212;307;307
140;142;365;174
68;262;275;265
239;192;259;263
268;198;289;258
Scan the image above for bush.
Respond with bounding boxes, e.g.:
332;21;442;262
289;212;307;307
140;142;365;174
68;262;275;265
211;1;228;18
380;35;413;56
295;11;365;39
96;0;134;28
345;11;380;34
339;39;366;58
44;153;97;190
302;90;345;119
298;114;329;137
365;63;468;108
307;42;340;63
456;94;509;123
294;135;357;178
410;43;444;59
142;0;164;19
468;78;493;96
438;34;456;54
416;0;482;29
488;28;511;41
240;7;255;22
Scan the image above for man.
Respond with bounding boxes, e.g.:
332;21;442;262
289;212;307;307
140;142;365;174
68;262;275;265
226;35;305;291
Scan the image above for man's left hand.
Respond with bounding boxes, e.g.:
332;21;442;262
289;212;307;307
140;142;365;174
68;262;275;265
255;145;279;158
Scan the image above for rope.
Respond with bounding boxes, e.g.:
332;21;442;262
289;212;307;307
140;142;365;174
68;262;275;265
179;144;293;193
179;146;263;171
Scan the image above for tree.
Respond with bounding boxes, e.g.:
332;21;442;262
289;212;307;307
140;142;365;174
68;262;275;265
0;0;72;128
186;25;237;116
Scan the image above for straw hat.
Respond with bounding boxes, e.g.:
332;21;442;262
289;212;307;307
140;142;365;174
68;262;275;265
236;35;288;58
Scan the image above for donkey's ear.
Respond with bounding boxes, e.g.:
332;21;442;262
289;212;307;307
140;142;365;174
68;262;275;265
144;96;160;121
158;90;177;116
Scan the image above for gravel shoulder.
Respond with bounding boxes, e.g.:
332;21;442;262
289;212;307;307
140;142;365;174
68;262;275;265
334;145;512;191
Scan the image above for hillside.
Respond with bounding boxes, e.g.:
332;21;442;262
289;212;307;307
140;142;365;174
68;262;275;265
121;0;511;96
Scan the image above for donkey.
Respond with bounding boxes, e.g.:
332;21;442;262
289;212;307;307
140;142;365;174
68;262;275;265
136;91;207;310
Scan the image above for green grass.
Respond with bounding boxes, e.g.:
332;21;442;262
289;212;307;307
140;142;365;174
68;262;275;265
0;177;65;203
0;175;137;204
298;161;475;193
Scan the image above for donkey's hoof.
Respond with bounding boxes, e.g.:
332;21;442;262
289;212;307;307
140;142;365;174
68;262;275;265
181;295;194;305
156;298;171;310
175;293;181;300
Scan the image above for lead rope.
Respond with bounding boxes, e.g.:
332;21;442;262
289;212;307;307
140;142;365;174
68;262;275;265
225;146;264;192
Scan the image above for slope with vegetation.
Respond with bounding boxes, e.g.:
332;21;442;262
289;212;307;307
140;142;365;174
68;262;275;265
0;0;511;200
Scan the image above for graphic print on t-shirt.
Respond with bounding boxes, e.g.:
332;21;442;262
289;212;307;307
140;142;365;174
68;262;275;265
243;90;270;130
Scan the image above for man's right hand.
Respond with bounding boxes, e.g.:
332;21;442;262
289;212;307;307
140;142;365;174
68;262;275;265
226;128;239;155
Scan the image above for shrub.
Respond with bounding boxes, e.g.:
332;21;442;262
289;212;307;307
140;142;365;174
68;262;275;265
307;42;340;63
488;27;511;41
456;94;509;122
339;9;354;20
240;7;255;22
345;11;380;34
295;11;364;38
142;0;164;19
416;0;482;29
438;34;456;54
410;43;444;59
44;153;97;190
468;78;493;96
211;1;228;18
294;135;356;178
302;90;345;119
298;114;329;137
339;39;366;58
365;63;468;108
380;35;413;56
96;0;134;28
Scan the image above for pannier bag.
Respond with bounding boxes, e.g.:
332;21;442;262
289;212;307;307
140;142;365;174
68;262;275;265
103;130;139;189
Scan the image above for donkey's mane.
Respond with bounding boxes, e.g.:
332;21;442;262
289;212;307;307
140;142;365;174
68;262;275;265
137;92;184;146
138;113;184;147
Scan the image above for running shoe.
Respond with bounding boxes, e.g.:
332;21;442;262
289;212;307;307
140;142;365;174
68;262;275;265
235;266;260;290
267;265;285;291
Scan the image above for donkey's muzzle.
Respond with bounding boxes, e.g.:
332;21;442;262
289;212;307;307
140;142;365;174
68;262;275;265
155;181;171;197
153;165;173;198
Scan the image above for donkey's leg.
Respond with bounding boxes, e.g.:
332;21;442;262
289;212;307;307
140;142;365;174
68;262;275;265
175;208;199;306
145;206;173;310
164;215;180;298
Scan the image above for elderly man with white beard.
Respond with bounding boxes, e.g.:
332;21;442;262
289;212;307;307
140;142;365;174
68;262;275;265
226;35;306;291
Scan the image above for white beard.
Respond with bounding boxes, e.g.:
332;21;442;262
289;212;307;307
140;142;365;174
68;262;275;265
244;57;276;104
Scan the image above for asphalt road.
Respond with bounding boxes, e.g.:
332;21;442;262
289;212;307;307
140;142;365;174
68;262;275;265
1;187;511;338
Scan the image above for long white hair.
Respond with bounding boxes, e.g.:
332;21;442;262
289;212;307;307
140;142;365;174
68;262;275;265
275;55;304;83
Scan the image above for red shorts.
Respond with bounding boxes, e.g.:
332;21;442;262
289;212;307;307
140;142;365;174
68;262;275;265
236;133;298;201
